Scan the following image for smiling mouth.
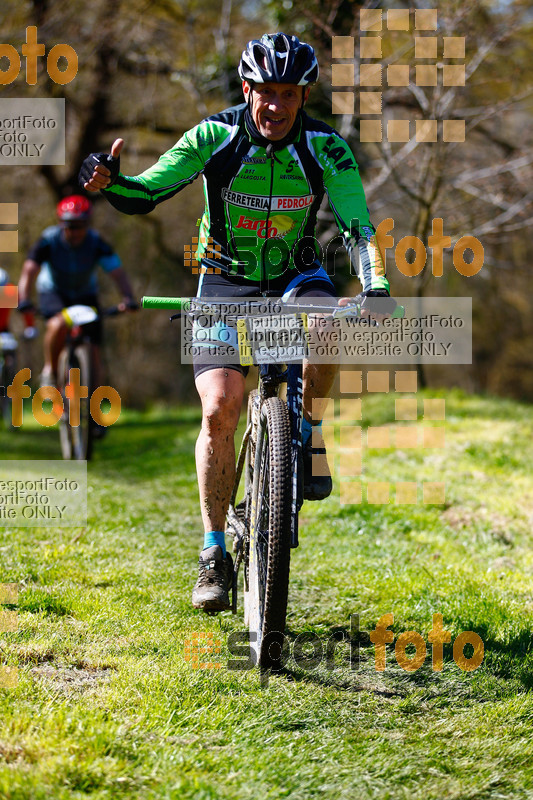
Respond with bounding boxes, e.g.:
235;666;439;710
264;116;286;127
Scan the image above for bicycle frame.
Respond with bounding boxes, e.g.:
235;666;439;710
57;303;127;460
57;321;94;461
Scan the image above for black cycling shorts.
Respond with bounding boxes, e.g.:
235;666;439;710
191;264;336;379
39;290;103;345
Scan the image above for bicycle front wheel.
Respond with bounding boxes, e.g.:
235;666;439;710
58;345;93;460
245;396;292;671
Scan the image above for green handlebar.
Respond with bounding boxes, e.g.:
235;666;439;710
141;296;189;310
142;295;405;318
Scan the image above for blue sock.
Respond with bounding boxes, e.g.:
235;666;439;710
202;531;226;556
302;417;322;446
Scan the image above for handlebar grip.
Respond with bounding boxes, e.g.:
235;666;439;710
141;296;189;310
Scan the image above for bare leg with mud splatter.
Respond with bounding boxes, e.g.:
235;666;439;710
191;368;245;611
194;368;245;535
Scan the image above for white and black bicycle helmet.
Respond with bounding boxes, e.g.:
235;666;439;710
238;33;319;86
0;268;9;286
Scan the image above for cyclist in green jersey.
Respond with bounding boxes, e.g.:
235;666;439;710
80;33;390;613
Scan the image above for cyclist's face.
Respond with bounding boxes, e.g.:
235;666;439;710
243;81;310;140
62;222;88;247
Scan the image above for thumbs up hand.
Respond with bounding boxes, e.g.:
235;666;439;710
79;138;124;192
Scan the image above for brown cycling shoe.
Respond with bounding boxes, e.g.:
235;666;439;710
192;545;233;612
303;433;332;501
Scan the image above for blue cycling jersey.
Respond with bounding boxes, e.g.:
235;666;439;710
28;225;121;303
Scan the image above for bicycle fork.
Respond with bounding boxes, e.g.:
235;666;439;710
286;363;303;549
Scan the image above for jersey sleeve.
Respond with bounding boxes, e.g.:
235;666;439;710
314;132;389;293
102;119;229;215
27;236;51;264
95;234;121;272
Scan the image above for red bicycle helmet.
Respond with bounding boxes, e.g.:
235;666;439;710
57;195;92;222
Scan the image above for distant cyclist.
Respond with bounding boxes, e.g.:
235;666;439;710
18;195;136;388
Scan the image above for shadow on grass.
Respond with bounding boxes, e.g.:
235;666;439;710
275;665;403;697
1;426;61;460
258;625;401;696
18;588;72;616
92;410;202;479
277;621;533;695
2;406;202;463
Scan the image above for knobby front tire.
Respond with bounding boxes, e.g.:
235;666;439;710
58;345;93;461
245;396;292;671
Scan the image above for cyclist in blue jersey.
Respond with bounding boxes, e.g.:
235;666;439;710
18;195;136;388
80;33;391;613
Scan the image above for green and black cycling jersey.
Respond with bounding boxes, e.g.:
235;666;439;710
103;103;389;291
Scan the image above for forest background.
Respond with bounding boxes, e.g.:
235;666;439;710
1;0;532;407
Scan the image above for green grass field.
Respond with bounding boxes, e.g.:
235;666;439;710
1;389;532;799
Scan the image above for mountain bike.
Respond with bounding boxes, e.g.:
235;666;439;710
142;294;403;670
56;304;129;460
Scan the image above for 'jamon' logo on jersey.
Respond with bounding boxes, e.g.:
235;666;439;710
236;214;295;238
